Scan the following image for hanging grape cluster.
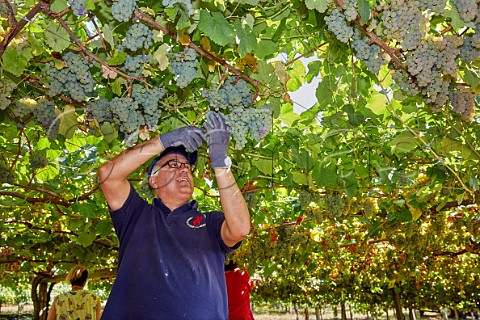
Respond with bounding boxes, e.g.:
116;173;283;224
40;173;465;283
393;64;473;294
112;0;137;22
30;151;49;170
45;52;95;102
32;99;59;140
170;48;198;89
203;78;273;149
87;85;165;145
68;0;87;16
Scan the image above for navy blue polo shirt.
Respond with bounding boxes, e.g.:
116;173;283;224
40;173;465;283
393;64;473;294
102;185;239;320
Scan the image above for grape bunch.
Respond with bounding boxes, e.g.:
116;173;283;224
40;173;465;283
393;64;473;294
32;99;59;140
403;36;462;112
341;0;358;22
378;0;429;51
203;78;272;149
324;8;353;44
449;87;477;122
459;32;480;63
170;49;198;88
88;99;112;123
417;0;447;14
202;78;253;111
13;98;35;119
0;80;16;110
121;23;154;52
0;165;15;184
110;97;144;134
30;151;49;169
162;0;194;16
68;0;86;16
451;0;478;23
45;52;95;102
352;30;386;74
111;0;137;22
132;85;165;131
324;192;348;219
122;54;150;77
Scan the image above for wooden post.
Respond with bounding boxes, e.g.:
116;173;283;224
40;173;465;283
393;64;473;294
392;289;403;320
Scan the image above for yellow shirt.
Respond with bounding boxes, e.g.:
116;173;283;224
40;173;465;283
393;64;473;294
55;290;100;320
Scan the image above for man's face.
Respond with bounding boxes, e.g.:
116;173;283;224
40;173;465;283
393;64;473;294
148;153;194;200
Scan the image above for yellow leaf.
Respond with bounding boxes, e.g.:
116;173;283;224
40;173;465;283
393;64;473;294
58;105;79;139
178;33;191;45
200;37;211;52
153;44;169;71
408;205;422;221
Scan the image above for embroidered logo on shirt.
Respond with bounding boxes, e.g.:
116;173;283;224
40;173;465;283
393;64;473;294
186;214;206;228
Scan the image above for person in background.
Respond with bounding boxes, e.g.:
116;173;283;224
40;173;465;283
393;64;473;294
47;265;101;320
97;112;251;319
225;260;255;320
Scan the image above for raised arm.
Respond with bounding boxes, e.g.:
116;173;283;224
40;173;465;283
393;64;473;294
203;113;251;247
98;127;205;211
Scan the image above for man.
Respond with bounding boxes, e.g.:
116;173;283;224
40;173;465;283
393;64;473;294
98;113;250;319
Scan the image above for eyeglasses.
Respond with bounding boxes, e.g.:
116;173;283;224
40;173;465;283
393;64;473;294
152;159;193;175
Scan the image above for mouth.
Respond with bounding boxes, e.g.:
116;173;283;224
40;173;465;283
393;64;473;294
177;177;189;183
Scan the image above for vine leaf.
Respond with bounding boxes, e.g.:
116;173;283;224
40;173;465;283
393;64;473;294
45;22;71;52
235;20;258;57
198;10;235;46
2;48;28;76
59;105;79;139
365;93;388;115
304;0;332;13
153;43;169;71
388;131;419;154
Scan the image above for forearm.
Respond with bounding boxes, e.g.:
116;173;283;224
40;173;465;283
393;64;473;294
98;137;163;210
98;138;163;183
216;168;251;246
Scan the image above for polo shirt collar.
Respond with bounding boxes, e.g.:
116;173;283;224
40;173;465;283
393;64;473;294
153;197;198;215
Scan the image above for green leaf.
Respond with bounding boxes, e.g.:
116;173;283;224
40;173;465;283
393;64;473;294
102;25;114;48
286;60;306;92
313;162;338;187
198;10;235;46
77;226;97;247
235;20;258;56
2;48;28;76
365;93;388;115
50;0;68;13
358;0;372;25
58;105;80;139
280;103;300;126
464;69;480;88
255;40;278;60
96;220;113;237
388;131;419;154
100;122;118;143
254;158;273;175
292;172;308;185
396;207;412;222
343;174;358;199
305;0;333;13
108;50;127;66
45;22;71;52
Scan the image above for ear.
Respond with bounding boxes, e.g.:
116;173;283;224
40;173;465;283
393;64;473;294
148;175;157;189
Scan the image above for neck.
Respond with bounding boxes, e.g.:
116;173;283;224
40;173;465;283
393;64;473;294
71;285;83;291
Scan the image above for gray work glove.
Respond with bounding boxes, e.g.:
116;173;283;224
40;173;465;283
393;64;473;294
203;112;231;168
158;126;206;153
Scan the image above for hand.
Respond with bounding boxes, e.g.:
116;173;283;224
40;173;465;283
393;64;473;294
203;113;230;168
159;126;206;153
